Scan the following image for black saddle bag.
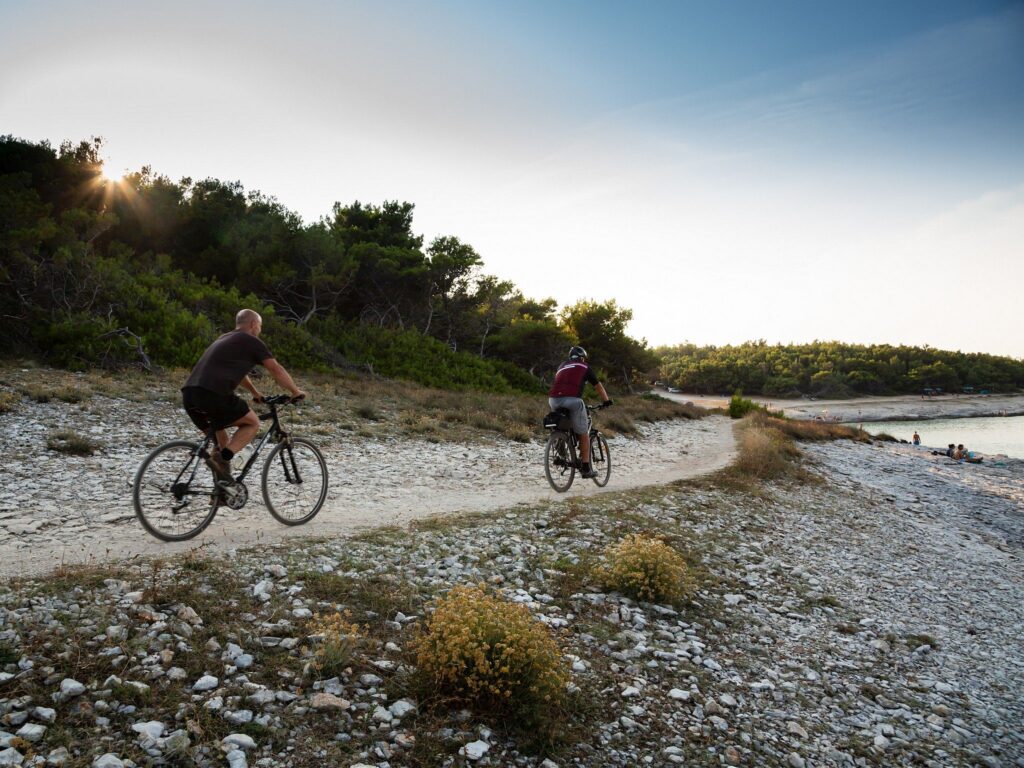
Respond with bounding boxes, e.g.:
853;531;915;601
542;409;572;431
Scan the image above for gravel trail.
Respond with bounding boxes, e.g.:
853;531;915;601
0;396;735;578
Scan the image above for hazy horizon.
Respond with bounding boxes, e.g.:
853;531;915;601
3;0;1022;357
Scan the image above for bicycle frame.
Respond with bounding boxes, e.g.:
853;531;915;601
192;398;299;485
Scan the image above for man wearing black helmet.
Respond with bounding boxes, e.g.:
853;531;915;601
548;346;613;478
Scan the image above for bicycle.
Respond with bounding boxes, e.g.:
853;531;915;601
132;394;328;541
543;403;611;492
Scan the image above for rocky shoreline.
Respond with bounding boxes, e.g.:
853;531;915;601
663;391;1024;425
1;434;1021;767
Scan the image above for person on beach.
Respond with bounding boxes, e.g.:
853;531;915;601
953;444;967;460
912;431;921;445
548;346;613;478
946;443;956;458
182;309;306;483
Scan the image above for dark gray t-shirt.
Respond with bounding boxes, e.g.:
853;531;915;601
184;330;273;395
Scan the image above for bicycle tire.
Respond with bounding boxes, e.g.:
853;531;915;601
261;437;328;525
133;440;220;542
544;431;576;492
590;431;611;487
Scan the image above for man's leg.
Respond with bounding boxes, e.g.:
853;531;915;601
223;409;259;455
578;431;591;464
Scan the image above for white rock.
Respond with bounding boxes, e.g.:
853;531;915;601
31;707;56;723
223;710;253;726
16;724;46;743
226;750;247;768
59;679;85;698
131;721;165;740
46;747;70;766
91;756;124;768
0;748;23;767
389;699;416;719
193;675;219;692
372;706;392;723
463;740;490;760
621;686;641;697
222;734;257;751
668;688;690;701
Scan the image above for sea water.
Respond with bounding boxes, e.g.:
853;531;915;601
858;415;1024;460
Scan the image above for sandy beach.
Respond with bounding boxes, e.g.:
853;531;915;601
661;390;1024;423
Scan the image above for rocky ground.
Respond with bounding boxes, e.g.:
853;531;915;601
1;433;1021;768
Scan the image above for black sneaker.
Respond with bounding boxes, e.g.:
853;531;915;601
580;465;597;479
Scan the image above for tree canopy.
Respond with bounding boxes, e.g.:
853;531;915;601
0;135;656;392
657;340;1024;396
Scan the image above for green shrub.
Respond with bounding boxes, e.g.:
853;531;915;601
599;534;694;604
414;585;568;739
728;390;763;419
313;319;540;394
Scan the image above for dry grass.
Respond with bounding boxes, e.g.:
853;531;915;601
758;413;871;442
45;430;97;456
2;363;705;446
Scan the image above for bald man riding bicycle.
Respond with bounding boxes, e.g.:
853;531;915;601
548;346;612;478
182;309;306;482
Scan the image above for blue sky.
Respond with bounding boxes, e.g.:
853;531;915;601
2;0;1022;355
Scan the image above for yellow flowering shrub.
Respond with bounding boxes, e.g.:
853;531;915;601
413;585;568;730
309;611;364;676
600;534;694;604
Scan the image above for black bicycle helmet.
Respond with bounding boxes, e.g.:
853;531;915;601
568;345;588;361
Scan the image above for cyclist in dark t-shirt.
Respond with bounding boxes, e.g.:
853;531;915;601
548;346;612;478
182;309;306;482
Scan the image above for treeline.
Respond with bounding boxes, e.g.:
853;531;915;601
0;136;655;392
657;341;1024;397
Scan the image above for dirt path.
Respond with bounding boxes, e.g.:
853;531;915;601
0;401;735;578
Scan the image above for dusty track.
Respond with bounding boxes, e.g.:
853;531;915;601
0;399;735;578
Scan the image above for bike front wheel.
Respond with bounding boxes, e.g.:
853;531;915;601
590;431;611;487
133;441;220;541
261;437;328;525
544;431;576;492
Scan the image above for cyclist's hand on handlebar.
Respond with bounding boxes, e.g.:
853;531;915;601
603;399;614;407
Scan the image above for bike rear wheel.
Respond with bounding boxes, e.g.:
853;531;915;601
590;431;611;487
261;437;328;525
544;431;576;492
133;441;219;541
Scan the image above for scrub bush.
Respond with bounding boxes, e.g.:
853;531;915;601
413;585;568;736
600;534;694;604
309;611;364;678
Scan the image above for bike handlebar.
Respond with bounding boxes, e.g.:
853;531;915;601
586;403;609;412
260;394;305;406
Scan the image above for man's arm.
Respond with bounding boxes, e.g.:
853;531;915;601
596;382;612;405
241;375;263;402
263;358;306;399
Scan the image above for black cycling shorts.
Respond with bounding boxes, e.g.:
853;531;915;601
182;386;250;432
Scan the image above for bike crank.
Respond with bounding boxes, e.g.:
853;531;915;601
218;481;249;510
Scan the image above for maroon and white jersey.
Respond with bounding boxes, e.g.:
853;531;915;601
548;360;599;398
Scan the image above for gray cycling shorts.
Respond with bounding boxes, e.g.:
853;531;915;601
548;396;588;435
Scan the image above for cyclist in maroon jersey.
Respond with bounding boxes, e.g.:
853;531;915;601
548;346;613;478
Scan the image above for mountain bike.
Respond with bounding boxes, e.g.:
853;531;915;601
543;403;611;492
132;395;328;541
